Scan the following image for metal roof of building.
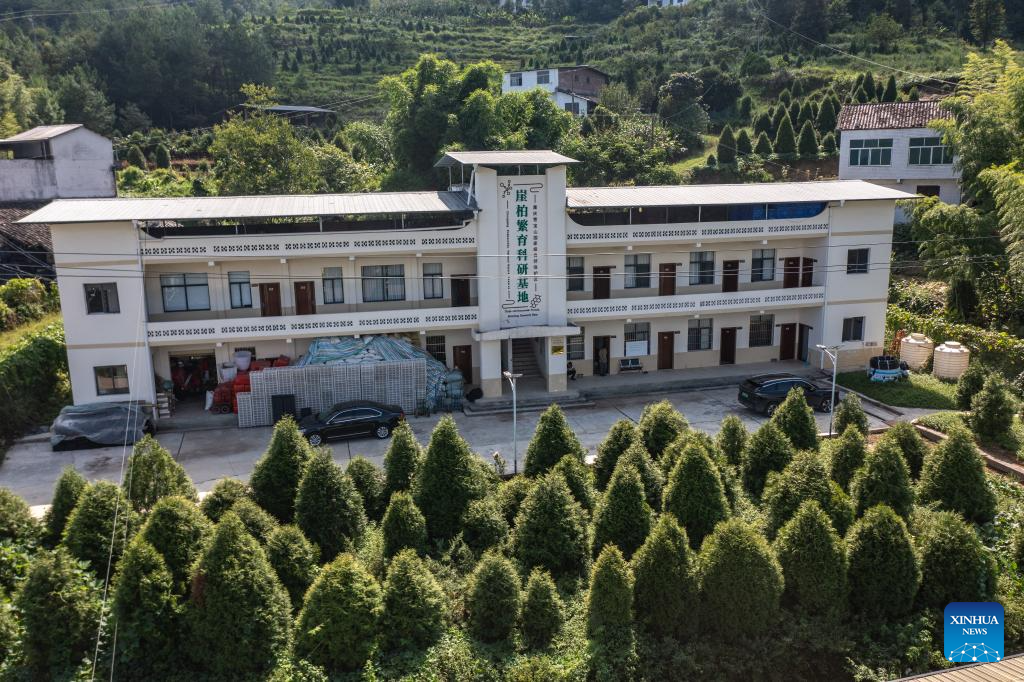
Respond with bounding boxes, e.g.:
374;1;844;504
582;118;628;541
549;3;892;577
837;100;952;131
895;654;1024;681
0;124;83;144
565;180;917;208
258;105;335;114
435;150;578;167
18;191;472;224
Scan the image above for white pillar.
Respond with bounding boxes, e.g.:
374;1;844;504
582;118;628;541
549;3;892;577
479;339;503;397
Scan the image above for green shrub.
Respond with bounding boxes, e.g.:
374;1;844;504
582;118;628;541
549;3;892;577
762;451;853;537
754;131;774;155
879;421;928;479
267;524;319;610
458;494;506;554
524;404;586;476
915;511;996;610
917;426;996;523
381;491;428;559
955;361;988;410
415;415;486;541
716;415;748;468
594;420;638;490
384;420;421;497
833;394;870;437
200;478;248;522
382;549;446;652
126;144;147;168
735;127;753;155
124;434;197;512
850;439;914;519
821;131;837;154
797;120;819;156
717;124;737;164
15;548;101;680
154;143;171;168
592;462;652;559
618;438;663;511
773;501;847;618
347;456;386;521
495;475;534;526
0;486;40;544
773;113;797;155
229;497;279;544
846;505;920;618
826;425;867;491
0;322;68;448
0;600;15;664
249;415;313;522
188;512;292;676
631;514;697;640
140;495;210;594
742;421;794;498
62;480;139;574
587;545;637;680
770;386;819;450
521;568;563;650
552;453;596;514
698;519;783;639
295;553;382;672
296;449;367;561
111;537;179;678
511;472;590;580
663;443;730;549
467;551;521;643
42;467;86;547
638;400;688;459
970;374;1016;443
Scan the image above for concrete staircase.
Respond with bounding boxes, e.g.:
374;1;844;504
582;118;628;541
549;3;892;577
510;339;541;377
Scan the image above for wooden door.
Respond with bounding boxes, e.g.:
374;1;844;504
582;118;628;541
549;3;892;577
722;260;739;292
658;263;676;296
657;332;675;370
798;324;810;362
294;281;316;315
593;336;610;375
452;277;471;307
593;266;611;300
720;328;737;365
453;345;472;381
259;283;282;317
779;323;796;360
801;258;814;287
783;258;801;288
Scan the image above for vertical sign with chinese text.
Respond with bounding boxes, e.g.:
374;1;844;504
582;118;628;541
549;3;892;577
499;176;547;327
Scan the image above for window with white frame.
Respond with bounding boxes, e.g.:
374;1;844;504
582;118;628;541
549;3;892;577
624;254;651;288
842;316;865;342
689;251;715;285
228;271;252;308
624;322;650;356
423;263;443;299
510;72;523;86
749;314;774;347
95;365;129;395
362;264;406;302
160;273;210;312
322;267;344;304
425;335;447;364
751;249;776;282
536;70;550;85
688;318;713;351
568;328;585;360
567;256;585;291
908;137;953;165
849;138;893;166
84;283;119;314
847;248;869;274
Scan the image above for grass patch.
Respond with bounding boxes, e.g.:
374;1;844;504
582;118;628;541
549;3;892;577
837;370;957;410
670;135;719;174
0;312;62;351
915;411;1024;456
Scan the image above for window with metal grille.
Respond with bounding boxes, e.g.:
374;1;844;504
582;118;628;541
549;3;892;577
95;365;129;395
160;273;210;312
510;72;523;86
689;251;715;285
84;283;119;314
568;328;585;360
624;322;650;356
567;256;584;291
908;137;953;165
423;263;443;299
842;316;865;342
228;271;252;308
688;318;713;351
916;185;941;197
849;138;893;166
751;249;776;282
425;335;446;364
361;264;406;302
624;254;651;288
749;314;774;347
564;102;580;115
322;267;344;304
536;70;550;85
846;248;869;274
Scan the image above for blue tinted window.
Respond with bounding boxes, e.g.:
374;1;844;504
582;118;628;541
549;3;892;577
767;202;827;219
727;204;767;221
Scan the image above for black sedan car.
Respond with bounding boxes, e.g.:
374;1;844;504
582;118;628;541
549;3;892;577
737;373;834;416
298;400;404;445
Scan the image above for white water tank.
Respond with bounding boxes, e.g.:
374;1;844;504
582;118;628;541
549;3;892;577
932;341;970;380
900;333;934;371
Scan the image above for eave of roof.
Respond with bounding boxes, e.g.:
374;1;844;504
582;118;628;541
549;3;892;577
0;202;51;250
435;150;579;167
0;124;83;144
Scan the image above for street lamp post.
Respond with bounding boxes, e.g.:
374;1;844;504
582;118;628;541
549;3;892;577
816;344;840;437
503;371;523;474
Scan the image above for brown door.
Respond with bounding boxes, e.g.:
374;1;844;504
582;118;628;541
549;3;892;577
801;258;814;287
294;281;316;315
720;328;737;365
452;277;471;307
593;266;611;300
453;345;472;381
783;258;801;288
259;283;282;317
779;323;796;360
657;332;675;370
722;260;739;292
658;263;676;296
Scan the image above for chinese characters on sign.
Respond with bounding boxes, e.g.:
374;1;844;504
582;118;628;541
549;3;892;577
500;177;547;327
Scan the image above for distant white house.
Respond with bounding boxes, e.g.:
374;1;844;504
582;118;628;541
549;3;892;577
648;0;691;6
0;124;116;202
837;101;960;215
501;66;610;116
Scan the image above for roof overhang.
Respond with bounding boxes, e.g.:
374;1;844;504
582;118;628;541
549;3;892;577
435;150;578;168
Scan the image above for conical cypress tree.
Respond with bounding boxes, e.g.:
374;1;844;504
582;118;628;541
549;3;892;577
249;415;313;522
461;497;509;555
717;124;737;164
754;131;774;155
188;512;292;677
846;505;919;618
122;435;198;514
716;415;748;468
778;88;792;106
154;144;171;169
200;478;248;522
415;415;486;540
62;480;139;575
294;553;382;673
742;421;794;498
908;85;919;101
882;75;898;102
862;72;876;100
738;94;753;118
955;361;988;410
773;113;798;155
126;145;147;168
752;111;772;138
381;491;427;558
971;374;1015;443
827;425;867;491
797;100;814;128
618;438;663;511
384;420;421;497
140;495;210;594
631;514;697;640
815;97;836;133
762;450;854;537
594;419;639;491
797;120;819;156
266;524;319;610
821;132;837;154
467;551;521;642
521;567;564;650
915;511;996;610
587;545;637;680
850;439;914;519
834;394;869;436
854;85;869;103
772;501;847;618
593;462;652;559
111;537;179;678
663;443;730;550
879;421;927;479
346;456;385;521
382;549;445;652
829;93;842;118
295;450;367;561
43;466;86;547
512;472;590;580
770;105;786;138
788;100;800;126
735;128;753;156
638;400;688;459
524;404;586;476
229;497;278;544
552;453;596;514
770;386;819;450
917;426;996;523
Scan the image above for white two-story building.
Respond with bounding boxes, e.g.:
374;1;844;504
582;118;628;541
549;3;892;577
22;150;912;415
501;66;609;116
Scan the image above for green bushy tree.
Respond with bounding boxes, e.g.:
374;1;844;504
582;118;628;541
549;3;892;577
382;549;446;652
384;420;422;497
461;497;509;555
524;404;586;476
382;491;428;558
594;419;639;490
762;451;854;537
770;386;819;450
347;456;386;521
797;120;819;156
296;450;366;561
882;75;898;102
846;505;920;618
126;144;146;168
295;553;382;673
815;97;837;133
512;472;590;580
587;545;637;680
0;487;39;545
593;462;652;559
266;524;319;610
915;511;996;610
638;400;688;459
618;439;664;511
742;421;794;498
773;113;797;155
752;110;772;137
631;514;697;640
821;132;837;154
970;373;1016;443
663;443;730;549
42;467;86;546
521;567;563;650
200;478;248;522
111;537;179;678
140;495;210;594
229;497;279;544
249;416;313;522
850;439;914;518
833;394;869;437
917;426;996;523
754;131;774;155
154;143;171;169
717;124;737;164
495;476;535;526
879;421;928;479
415;415;486;541
552;453;596;514
955;362;988;410
716;415;748;468
124;434;197;513
827;425;867;491
467;551;521;643
62;480;139;574
773;501;847;618
735;128;753;155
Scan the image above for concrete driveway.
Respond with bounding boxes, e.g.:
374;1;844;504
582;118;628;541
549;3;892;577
2;387;888;506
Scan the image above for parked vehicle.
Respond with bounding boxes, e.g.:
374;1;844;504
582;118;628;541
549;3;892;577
737;373;835;416
51;402;155;451
866;355;910;382
298;401;404;445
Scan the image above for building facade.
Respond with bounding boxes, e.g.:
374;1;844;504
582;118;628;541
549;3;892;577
23;150;912;410
501;66;609;116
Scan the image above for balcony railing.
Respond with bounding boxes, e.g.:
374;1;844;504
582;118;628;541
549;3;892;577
565;216;829;246
567;286;825;321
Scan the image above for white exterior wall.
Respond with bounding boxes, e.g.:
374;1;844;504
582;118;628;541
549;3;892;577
500;70;589;116
0;128;115;201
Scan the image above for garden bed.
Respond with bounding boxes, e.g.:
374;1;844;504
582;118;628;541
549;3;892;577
837;371;957;410
915;411;1023;461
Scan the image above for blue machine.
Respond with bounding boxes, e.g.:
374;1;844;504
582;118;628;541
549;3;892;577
867;355;910;382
